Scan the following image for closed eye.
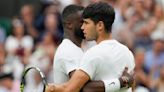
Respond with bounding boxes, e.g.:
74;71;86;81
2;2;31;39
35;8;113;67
83;20;88;24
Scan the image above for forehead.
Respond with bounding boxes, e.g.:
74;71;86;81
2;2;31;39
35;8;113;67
68;11;83;20
75;11;83;18
83;18;93;22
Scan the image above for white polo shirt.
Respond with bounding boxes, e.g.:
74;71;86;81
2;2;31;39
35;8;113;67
79;39;135;92
53;39;84;84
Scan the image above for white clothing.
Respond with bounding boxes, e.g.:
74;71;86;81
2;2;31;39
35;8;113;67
0;87;8;92
79;39;135;92
53;39;84;84
5;35;33;53
81;40;97;52
57;0;74;12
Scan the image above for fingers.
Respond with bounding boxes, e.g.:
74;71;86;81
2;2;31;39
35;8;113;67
121;67;135;88
45;84;56;92
122;67;129;76
121;76;129;83
125;67;128;71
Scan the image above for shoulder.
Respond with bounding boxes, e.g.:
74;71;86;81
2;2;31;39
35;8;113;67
55;39;83;59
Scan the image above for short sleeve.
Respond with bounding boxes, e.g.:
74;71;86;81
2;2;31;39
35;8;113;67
78;52;102;80
62;58;79;75
53;58;79;83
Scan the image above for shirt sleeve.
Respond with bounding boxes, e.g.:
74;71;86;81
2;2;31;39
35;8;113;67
53;57;79;84
62;58;79;75
78;52;102;80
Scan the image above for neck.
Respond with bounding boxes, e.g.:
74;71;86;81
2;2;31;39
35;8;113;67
64;30;82;47
96;32;112;44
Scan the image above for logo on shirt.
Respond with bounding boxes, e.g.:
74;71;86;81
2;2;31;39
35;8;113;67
108;82;115;86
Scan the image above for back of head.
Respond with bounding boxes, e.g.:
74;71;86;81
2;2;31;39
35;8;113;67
82;2;115;33
62;5;84;26
0;72;14;81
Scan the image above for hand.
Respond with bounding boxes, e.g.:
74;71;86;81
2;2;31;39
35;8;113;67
119;67;134;88
45;83;56;92
45;83;65;92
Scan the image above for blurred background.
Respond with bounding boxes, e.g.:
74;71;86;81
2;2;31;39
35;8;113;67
0;0;164;92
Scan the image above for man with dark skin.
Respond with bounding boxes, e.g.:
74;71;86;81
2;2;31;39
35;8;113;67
46;4;134;92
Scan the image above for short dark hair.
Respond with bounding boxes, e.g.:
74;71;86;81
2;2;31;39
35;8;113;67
82;2;115;33
62;5;84;25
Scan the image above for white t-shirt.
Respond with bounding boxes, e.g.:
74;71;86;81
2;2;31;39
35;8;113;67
79;39;135;92
5;35;33;53
81;40;97;52
53;39;84;84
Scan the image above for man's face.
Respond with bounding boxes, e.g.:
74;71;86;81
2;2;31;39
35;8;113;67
81;18;98;41
73;11;85;39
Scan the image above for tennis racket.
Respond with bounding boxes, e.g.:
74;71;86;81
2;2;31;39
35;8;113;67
20;67;48;92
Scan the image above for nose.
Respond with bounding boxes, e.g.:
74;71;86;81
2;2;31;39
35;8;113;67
81;23;84;30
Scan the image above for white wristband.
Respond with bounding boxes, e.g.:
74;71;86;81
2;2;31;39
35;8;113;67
103;79;120;92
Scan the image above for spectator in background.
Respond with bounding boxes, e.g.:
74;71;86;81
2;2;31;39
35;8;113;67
112;0;130;38
24;32;56;92
35;2;63;45
0;72;20;92
34;1;59;32
153;4;164;34
144;30;164;79
0;45;5;73
43;13;63;45
28;32;56;84
144;0;156;17
4;18;34;80
5;18;33;59
56;0;74;12
20;4;39;43
134;47;153;91
154;65;164;92
0;27;6;44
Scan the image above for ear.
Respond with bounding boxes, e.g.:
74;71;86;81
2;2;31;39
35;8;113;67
96;21;104;33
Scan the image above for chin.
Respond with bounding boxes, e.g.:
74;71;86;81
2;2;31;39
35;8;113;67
86;38;93;41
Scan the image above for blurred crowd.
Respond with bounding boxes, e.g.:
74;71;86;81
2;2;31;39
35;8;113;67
0;0;164;92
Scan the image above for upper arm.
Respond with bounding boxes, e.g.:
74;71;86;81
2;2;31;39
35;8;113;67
65;70;90;92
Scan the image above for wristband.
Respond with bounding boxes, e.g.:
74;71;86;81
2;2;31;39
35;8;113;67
103;79;120;92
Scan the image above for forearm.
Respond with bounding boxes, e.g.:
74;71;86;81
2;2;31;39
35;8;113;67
65;70;90;92
80;80;105;92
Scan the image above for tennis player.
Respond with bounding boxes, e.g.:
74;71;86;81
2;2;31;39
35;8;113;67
46;3;135;92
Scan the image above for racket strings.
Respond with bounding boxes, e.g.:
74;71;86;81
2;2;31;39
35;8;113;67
20;67;47;92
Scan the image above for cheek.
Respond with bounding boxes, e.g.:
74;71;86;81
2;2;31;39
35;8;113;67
86;26;92;34
89;27;97;37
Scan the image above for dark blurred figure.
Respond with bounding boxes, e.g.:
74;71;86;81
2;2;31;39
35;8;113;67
0;27;6;44
0;44;5;73
20;4;39;43
41;13;63;45
0;72;20;92
134;47;152;92
34;1;63;45
154;65;164;92
144;30;164;79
